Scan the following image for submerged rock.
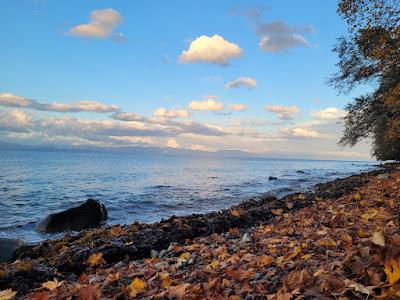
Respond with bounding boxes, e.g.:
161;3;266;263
36;199;107;233
0;237;24;262
268;176;278;181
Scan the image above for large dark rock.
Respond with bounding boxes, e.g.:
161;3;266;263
0;237;24;262
36;199;107;233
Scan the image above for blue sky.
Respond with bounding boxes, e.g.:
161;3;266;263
0;1;372;160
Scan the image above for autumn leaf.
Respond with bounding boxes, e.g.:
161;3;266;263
87;252;104;266
258;255;274;266
177;252;190;264
230;208;242;217
385;257;400;285
0;289;17;300
28;291;50;300
354;193;362;200
168;284;189;300
41;278;64;291
370;231;385;247
76;284;101;300
271;208;283;216
128;277;147;297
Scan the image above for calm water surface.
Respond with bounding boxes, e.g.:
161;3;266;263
0;150;377;242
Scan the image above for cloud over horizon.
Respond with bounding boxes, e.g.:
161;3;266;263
179;35;243;65
0;93;120;114
68;8;123;39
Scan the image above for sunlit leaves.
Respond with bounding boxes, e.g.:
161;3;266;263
128;277;147;297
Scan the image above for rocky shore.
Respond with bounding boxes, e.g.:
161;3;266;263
1;163;399;299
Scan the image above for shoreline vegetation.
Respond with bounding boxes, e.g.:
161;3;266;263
1;163;400;298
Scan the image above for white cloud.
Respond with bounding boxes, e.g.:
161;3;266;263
154;107;189;119
179;34;243;65
189;96;224;111
310;107;346;120
69;8;123;38
0;92;120;113
229;104;247;111
265;104;300;120
280;127;321;138
256;21;314;53
189;144;213;152
166;138;180;148
225;77;257;89
0;109;33;132
0;93;30;107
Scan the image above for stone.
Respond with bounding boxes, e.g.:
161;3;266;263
268;176;278;181
0;237;24;263
36;199;107;233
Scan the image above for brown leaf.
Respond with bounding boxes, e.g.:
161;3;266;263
168;284;189;300
87;252;104;266
41;278;64;291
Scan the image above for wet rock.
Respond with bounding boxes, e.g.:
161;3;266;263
241;233;251;244
268;176;278;181
36;199;107;233
0;238;24;263
150;250;158;258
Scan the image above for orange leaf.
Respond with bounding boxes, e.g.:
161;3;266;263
385;258;400;285
87;252;103;266
128;277;147;297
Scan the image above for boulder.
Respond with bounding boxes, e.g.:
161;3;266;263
377;173;389;180
268;176;278;181
36;199;107;233
0;237;24;262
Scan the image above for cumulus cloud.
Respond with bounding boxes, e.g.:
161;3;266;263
280;127;321;138
179;34;243;65
229;104;247;112
256;21;314;53
154;107;189;119
69;8;123;38
310;107;346;120
225;77;257;89
265;104;300;120
0;92;120;113
166;138;180;148
0;109;34;132
189;96;224;111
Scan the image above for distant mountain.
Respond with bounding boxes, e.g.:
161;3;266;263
0;140;259;159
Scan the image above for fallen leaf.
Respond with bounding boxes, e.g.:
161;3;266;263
168;284;189;300
128;277;147;297
370;231;385;247
87;252;103;266
344;279;371;295
271;208;283;216
41;278;64;291
385;257;400;285
0;289;17;300
230;208;241;217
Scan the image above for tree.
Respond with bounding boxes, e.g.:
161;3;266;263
331;0;400;160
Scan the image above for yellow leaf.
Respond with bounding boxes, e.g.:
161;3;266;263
271;208;283;216
87;252;103;266
128;277;147;297
230;208;241;217
0;289;17;300
229;296;241;300
370;231;385;247
301;254;312;261
385;258;400;285
177;252;190;264
288;246;302;259
210;260;220;270
41;278;64;291
354;193;362;200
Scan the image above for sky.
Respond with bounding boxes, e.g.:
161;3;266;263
0;0;373;160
